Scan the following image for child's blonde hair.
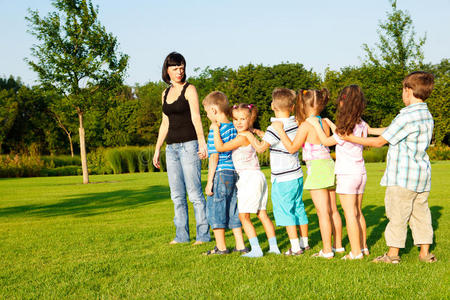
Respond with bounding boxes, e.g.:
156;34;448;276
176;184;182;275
295;88;330;123
202;91;230;117
231;103;258;129
272;88;296;111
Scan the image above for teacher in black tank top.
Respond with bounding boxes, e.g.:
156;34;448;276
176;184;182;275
152;52;210;244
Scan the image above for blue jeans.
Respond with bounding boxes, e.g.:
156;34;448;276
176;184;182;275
206;170;241;229
166;140;210;242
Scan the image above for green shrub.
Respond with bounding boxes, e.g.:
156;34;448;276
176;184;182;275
41;155;81;167
87;147;113;175
0;154;44;178
120;147;138;173
428;145;450;161
105;148;122;174
363;147;388;163
40;166;80;177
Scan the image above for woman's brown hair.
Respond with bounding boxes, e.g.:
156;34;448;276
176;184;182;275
231;103;258;129
335;85;367;135
295;88;330;123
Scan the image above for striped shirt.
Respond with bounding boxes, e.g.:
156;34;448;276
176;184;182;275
207;122;236;171
263;116;303;183
381;102;434;192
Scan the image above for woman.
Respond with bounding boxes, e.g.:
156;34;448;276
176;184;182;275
153;52;210;244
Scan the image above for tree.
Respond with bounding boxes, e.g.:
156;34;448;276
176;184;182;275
26;0;128;183
362;0;426;72
0;90;19;153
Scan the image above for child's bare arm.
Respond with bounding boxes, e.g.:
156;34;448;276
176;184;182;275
213;123;247;151
272;121;307;154
306;117;337;146
205;153;218;196
239;131;270;153
323;118;337;134
343;134;388;147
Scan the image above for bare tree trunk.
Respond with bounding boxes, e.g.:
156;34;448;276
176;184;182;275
68;133;74;157
52;111;74;157
78;111;89;184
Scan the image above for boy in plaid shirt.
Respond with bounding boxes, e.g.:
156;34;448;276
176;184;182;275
344;71;436;263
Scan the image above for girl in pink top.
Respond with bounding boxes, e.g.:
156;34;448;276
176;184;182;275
307;85;373;260
213;103;280;257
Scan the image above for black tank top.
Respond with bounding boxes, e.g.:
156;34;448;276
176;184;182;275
162;83;198;144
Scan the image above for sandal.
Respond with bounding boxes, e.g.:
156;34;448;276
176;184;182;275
284;248;304;256
233;247;250;254
341;252;363;260
203;246;230;255
312;250;334;259
419;253;437;263
361;248;370;256
332;247;345;254
372;253;400;264
301;246;311;251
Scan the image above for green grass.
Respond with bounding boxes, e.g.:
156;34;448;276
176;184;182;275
0;162;449;299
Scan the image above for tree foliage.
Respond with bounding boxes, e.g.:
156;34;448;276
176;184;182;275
26;0;128;183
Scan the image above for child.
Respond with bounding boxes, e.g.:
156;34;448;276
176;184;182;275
271;88;343;259
343;71;436;263
213;103;281;257
242;88;310;255
307;85;371;260
202;91;247;255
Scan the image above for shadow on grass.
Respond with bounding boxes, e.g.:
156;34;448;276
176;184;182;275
0;185;169;218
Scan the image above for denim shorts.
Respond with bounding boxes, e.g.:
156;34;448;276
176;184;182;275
206;170;241;229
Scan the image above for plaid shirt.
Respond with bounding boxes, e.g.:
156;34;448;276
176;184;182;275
381;103;434;192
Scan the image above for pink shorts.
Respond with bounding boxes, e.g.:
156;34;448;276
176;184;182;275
336;173;367;194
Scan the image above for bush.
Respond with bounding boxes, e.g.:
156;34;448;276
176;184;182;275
40;166;80;177
363;147;388;163
0;154;44;178
428;145;450;161
87;147;113;175
41;155;81;168
105;148;123;174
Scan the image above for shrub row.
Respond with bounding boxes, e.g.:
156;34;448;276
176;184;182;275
1;145;449;177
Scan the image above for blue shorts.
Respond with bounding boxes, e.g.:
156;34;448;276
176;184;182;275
271;177;308;226
206;170;241;229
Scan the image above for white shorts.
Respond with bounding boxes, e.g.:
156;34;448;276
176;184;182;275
236;170;268;213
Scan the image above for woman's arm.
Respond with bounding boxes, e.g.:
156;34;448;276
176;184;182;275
306;117;337;146
212;123;247;152
185;85;207;159
271;121;308;154
152;92;170;169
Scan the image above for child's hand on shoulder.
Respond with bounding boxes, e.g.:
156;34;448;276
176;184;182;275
238;131;253;139
251;128;265;138
210;122;219;131
271;121;283;133
306;116;319;126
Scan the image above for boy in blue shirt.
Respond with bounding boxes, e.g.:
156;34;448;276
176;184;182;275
345;71;436;263
202;91;247;255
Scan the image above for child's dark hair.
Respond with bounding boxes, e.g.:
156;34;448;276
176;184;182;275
295;88;330;123
335;85;367;136
162;52;186;84
402;71;434;100
231;103;258;129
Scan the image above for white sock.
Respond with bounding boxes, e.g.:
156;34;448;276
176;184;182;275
300;237;309;248
290;238;301;252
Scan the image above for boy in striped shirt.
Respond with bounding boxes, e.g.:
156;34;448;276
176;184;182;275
202;91;247;255
345;71;436;263
243;88;309;255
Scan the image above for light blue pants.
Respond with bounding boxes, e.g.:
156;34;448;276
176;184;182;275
166;140;210;242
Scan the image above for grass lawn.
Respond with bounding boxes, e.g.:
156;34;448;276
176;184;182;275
0;162;449;299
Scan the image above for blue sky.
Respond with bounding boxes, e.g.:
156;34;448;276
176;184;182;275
1;0;449;86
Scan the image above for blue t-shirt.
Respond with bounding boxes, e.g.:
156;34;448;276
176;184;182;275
207;122;236;171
